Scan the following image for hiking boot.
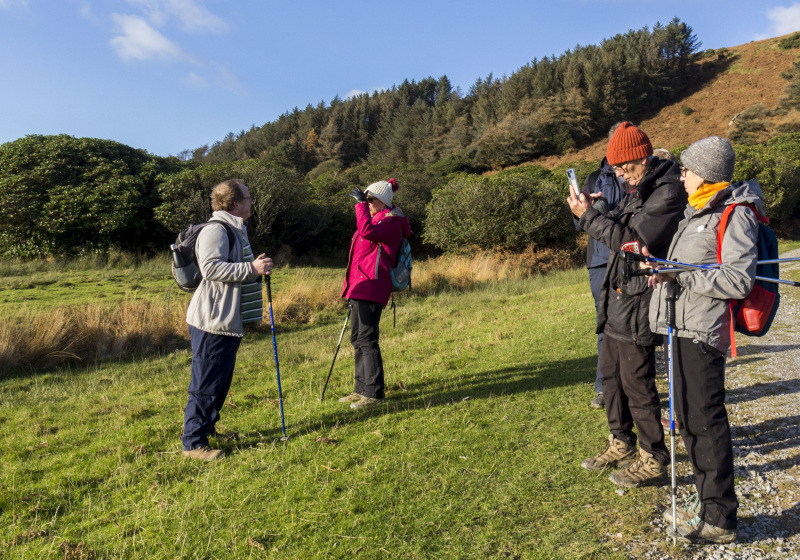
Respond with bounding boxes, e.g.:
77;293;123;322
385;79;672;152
663;492;701;525
350;396;383;410
609;449;668;488
675;516;736;544
338;392;363;403
590;392;605;409
182;445;223;461
581;434;637;471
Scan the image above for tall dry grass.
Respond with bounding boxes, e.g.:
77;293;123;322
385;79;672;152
411;246;582;296
0;298;188;373
0;247;582;373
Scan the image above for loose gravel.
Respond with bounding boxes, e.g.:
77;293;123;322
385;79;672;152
613;249;800;560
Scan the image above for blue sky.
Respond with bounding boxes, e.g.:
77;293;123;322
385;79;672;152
2;1;799;157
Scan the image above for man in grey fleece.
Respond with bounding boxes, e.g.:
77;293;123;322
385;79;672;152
182;179;273;461
648;136;761;544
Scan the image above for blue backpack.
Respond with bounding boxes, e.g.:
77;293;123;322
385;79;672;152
390;237;413;292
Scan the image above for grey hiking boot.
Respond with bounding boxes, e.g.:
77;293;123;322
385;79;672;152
590;392;605;409
338;392;363;403
350;396;383;410
581;434;637;471
663;492;701;525
675;516;736;544
182;445;223;461
609;449;668;488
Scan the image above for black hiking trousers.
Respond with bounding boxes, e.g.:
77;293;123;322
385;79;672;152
674;336;737;530
349;299;385;399
600;335;670;465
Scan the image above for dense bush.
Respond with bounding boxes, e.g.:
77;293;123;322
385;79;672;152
422;166;576;252
309;164;448;253
0;135;181;257
153;159;333;255
733;133;800;222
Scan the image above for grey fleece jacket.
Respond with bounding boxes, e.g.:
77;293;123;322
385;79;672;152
186;210;259;337
649;180;764;352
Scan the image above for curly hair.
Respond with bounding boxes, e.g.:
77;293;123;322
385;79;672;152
210;179;246;212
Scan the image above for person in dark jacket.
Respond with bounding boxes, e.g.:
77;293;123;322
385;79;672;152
567;122;687;488
648;137;760;544
340;178;411;410
575;130;628;409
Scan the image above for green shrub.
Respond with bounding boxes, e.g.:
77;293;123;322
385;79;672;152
422;166;576;252
733;133;800;222
0;135;180;257
778;32;800;50
681;106;695;116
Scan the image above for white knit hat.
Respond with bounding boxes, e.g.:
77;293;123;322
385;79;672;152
365;178;399;207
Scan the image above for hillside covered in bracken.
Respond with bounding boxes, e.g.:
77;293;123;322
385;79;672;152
530;31;800;168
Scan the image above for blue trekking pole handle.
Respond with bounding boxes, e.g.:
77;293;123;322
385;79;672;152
266;276;288;440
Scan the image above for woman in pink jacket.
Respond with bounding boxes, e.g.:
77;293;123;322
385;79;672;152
339;178;411;410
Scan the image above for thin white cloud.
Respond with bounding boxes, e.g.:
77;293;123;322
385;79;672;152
0;0;29;9
766;4;800;37
110;13;187;62
126;0;228;34
184;71;207;88
344;89;367;100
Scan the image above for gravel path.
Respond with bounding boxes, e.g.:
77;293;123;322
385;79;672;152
620;249;800;559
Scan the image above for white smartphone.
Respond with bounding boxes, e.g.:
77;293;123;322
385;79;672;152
566;168;581;199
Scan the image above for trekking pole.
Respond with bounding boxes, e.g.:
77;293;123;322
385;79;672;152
665;281;678;541
319;305;351;401
622;251;800;286
265;276;288;441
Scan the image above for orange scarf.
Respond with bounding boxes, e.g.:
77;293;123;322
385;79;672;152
688;181;730;210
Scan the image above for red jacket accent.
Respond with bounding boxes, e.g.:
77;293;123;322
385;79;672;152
341;203;411;306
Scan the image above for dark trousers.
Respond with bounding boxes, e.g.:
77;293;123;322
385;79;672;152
674;337;737;529
588;266;606;393
350;299;385;399
182;326;241;451
600;335;669;465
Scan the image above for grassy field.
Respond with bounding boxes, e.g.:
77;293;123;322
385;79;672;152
3;240;798;559
0;258;684;559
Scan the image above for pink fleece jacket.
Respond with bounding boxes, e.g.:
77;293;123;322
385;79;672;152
341;202;411;306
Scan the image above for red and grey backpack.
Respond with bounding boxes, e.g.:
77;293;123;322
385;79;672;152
716;203;780;357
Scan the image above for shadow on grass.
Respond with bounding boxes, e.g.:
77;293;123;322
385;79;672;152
233;355;600;449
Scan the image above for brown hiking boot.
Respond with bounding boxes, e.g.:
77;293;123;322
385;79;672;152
350;396;383;410
609;449;668;488
182;445;223;461
581;434;637;471
338;392;363;403
676;516;736;544
663;492;701;525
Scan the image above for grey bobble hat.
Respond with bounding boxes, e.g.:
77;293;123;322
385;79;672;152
681;136;735;183
365;178;399;207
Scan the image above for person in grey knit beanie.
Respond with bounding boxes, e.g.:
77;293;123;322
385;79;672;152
680;136;735;183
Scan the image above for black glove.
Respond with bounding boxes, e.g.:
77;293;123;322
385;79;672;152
349;186;367;203
592;196;610;215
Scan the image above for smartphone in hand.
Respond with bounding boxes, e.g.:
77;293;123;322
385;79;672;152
566;168;581;199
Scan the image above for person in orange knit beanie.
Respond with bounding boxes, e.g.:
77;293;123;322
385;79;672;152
567;122;687;489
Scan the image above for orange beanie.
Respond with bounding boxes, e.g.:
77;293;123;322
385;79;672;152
606;122;653;165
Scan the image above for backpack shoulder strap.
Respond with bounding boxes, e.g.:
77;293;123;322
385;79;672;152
716;203;757;357
207;219;237;259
